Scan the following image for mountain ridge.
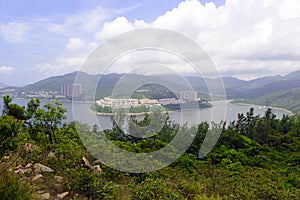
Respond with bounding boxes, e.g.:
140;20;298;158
5;69;300;106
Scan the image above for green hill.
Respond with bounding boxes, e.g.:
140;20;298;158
236;87;300;114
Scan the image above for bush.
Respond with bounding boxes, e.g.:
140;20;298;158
0;116;23;157
66;167;113;199
0;170;33;200
133;178;184;200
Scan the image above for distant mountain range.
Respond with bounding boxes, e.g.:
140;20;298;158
7;69;300;113
0;82;8;89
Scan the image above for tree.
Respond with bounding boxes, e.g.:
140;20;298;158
2;96;40;126
0;116;23;157
32;101;67;144
187;122;209;156
1;96;66;143
2;95;26;120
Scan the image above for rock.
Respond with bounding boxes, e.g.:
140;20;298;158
14;164;32;175
92;160;101;166
15;164;23;170
83;157;102;173
53;183;65;193
24;168;32;174
41;193;50;199
57;191;69;199
25;163;33;168
25;143;39;151
32;174;43;181
33;163;54;173
3;156;10;160
47;151;56;160
91;165;102;174
54;175;63;183
82;156;92;168
15;168;31;175
14;168;25;175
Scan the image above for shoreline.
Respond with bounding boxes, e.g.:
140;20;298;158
12;97;94;104
233;101;294;116
89;109;174;116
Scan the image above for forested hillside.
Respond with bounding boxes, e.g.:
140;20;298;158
0;97;299;199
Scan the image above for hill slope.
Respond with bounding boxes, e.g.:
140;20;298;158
236;87;300;114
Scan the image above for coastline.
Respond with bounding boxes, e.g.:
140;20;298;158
89;109;174;116
12;97;94;104
232;101;294;116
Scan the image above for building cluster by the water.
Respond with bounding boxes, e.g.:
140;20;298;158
96;91;201;109
60;83;81;97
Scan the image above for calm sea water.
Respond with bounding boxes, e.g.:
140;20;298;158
0;99;291;131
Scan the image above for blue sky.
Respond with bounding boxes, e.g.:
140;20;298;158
1;0;299;86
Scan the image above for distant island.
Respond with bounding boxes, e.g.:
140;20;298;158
90;91;212;115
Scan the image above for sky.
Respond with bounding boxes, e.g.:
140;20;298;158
0;0;300;86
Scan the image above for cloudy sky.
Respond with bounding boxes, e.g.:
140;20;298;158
0;0;300;86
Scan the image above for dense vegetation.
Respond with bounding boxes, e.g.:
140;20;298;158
91;104;150;114
0;96;300;199
235;87;300;114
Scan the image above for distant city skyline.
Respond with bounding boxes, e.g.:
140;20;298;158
60;83;81;97
1;0;300;86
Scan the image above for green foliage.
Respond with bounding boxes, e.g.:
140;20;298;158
0;116;23;157
32;101;67;144
129;106;149;113
237;87;300;114
66;167;114;199
2;95;26;120
0;170;32;200
133;178;184;200
91;104;150;114
91;104;113;113
1;98;300;199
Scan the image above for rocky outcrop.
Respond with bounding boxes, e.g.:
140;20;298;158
82;156;102;174
14;163;33;175
33;163;54;173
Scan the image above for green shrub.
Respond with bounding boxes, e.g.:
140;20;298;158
133;178;184;200
0;116;23;157
66;167;113;199
0;170;33;200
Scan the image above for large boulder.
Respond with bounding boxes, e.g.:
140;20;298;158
33;163;54;173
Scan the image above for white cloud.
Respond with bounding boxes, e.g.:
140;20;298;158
94;17;148;41
66;37;85;51
90;0;300;78
278;0;300;19
0;22;31;44
0;65;14;74
88;42;99;50
5;0;299;80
